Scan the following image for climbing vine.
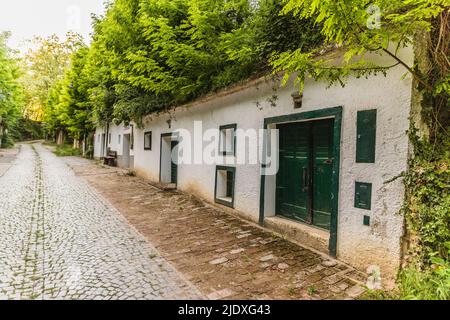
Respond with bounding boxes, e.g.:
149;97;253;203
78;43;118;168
272;0;449;298
398;9;449;299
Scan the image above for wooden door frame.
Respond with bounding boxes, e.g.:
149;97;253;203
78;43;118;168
259;106;342;257
122;133;131;168
159;132;179;186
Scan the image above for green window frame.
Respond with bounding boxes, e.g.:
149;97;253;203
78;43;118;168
144;131;152;150
214;166;236;208
219;124;237;156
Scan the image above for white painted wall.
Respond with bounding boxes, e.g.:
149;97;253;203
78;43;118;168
94;123;127;156
93;47;414;279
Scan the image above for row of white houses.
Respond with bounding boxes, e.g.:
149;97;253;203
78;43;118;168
94;47;416;285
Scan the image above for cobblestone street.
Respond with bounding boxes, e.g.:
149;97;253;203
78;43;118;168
0;143;201;300
0;143;366;300
67;152;367;300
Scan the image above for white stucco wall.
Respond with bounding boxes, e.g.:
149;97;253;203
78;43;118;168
93;47;414;279
93;128;104;159
94;123;134;160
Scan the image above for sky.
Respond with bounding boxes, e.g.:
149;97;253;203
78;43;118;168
0;0;106;53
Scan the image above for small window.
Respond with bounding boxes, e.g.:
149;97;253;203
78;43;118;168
108;133;112;144
214;166;236;208
144;131;152;150
118;134;121;144
219;124;237;156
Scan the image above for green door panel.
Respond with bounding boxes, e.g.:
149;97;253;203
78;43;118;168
312;119;334;230
276;119;334;231
276;123;309;223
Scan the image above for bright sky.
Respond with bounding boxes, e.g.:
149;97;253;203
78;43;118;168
0;0;105;53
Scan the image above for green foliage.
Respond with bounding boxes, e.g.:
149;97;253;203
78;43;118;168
10;118;44;141
1;134;15;148
43;0;322;128
270;0;449;300
398;243;450;300
0;31;23;147
50;46;95;140
21;33;81;124
271;0;449;92
404;128;450;262
398;130;450;300
53;144;82;157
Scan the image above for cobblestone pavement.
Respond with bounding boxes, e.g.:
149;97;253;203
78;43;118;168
0;146;19;177
0;143;201;300
67;157;368;300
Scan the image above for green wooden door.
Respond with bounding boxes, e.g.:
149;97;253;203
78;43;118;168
276;119;334;230
276;122;310;223
311;120;334;229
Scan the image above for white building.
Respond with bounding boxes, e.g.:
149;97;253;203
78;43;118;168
94;47;415;283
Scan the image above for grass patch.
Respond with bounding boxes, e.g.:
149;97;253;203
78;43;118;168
363;252;450;300
53;144;82;157
42;140;57;146
398;259;450;300
307;285;317;296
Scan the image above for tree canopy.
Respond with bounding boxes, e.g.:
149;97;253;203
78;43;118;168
42;0;322;134
20;33;83;137
271;0;449;134
0;32;23;147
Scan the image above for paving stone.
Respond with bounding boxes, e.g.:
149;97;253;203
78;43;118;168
229;248;245;255
322;260;338;267
259;254;276;262
259;262;272;269
207;288;235;300
60;145;368;300
306;264;325;274
0;144;202;300
346;285;365;298
337;282;350;291
209;257;229;265
323;274;342;285
277;263;289;270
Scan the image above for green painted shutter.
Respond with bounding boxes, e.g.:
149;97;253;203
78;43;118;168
276;119;334;230
356;110;377;163
354;182;372;210
276;122;310;223
312;119;334;230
